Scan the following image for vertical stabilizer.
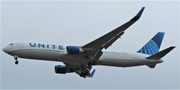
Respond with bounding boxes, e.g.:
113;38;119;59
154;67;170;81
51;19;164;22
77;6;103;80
137;32;165;55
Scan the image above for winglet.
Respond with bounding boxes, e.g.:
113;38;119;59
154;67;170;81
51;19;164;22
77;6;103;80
90;69;96;77
131;7;145;21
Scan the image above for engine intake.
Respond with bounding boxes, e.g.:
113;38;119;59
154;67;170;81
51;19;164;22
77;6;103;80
66;46;84;55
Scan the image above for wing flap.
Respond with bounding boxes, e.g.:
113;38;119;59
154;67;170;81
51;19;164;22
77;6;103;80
103;31;124;49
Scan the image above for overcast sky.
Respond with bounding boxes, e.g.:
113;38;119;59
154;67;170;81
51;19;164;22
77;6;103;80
1;1;179;89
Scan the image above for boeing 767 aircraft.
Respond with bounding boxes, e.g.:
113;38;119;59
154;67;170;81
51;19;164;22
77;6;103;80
2;7;175;78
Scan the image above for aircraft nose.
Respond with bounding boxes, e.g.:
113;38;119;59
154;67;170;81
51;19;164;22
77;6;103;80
3;46;10;54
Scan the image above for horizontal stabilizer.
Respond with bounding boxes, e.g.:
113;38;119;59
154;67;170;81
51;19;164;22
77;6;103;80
146;46;175;59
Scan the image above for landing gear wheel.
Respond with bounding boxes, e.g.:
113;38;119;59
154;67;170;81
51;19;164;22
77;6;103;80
14;55;19;65
15;61;19;65
80;71;89;78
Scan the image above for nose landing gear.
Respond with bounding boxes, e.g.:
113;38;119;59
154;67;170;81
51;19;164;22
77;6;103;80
15;61;19;64
14;55;19;65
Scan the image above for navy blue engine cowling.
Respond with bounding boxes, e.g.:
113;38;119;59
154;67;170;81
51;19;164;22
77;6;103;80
54;65;73;74
66;46;84;55
55;65;67;74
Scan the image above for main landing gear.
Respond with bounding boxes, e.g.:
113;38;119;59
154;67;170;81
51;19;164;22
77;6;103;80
87;60;96;70
80;69;90;78
79;60;96;78
14;55;19;65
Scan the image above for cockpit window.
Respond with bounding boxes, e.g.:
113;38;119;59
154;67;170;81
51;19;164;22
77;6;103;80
9;43;13;45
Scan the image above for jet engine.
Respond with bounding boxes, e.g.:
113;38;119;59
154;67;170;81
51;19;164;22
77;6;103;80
66;46;84;55
54;65;73;74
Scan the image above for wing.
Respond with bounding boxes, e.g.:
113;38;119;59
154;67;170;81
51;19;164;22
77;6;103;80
59;7;145;78
82;7;145;60
64;62;96;78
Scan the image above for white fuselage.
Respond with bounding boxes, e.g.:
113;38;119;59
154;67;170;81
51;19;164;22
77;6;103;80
3;42;163;67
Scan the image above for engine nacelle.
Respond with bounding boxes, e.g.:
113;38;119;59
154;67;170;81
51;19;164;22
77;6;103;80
54;65;73;74
66;46;84;55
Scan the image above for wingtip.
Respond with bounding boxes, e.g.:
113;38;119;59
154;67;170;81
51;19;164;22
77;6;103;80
170;46;176;48
131;7;145;21
166;46;176;52
90;69;96;77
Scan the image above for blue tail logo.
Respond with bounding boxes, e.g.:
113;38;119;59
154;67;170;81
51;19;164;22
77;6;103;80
137;32;165;55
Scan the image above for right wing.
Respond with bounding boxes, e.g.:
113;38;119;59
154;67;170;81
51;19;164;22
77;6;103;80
82;7;145;60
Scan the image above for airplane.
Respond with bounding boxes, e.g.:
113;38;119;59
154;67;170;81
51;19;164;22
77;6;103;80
2;7;175;78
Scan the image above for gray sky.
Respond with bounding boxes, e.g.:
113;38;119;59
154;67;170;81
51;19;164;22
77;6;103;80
1;1;179;89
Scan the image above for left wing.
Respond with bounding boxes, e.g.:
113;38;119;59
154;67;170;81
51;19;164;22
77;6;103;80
64;62;96;78
82;7;145;60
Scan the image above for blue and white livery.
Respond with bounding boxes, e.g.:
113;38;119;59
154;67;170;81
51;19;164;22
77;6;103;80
2;7;175;78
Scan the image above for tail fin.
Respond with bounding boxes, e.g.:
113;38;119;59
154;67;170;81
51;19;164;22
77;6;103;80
137;32;165;55
146;46;175;59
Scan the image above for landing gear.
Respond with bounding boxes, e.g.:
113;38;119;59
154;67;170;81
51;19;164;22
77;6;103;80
80;69;89;78
87;60;96;70
79;65;91;78
14;55;19;65
87;65;92;70
15;61;19;64
79;60;97;78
